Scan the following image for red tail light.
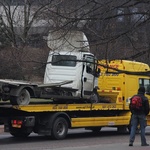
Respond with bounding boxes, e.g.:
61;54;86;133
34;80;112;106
12;120;23;125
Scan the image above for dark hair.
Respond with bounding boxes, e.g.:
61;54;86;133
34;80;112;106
138;86;145;94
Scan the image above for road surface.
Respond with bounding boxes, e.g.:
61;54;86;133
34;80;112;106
0;126;150;150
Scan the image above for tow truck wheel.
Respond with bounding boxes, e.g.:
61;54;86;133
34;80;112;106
10;89;30;105
51;117;68;140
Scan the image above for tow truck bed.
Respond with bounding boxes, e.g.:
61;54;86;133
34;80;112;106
0;103;131;140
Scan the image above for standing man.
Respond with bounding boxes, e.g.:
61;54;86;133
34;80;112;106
129;86;149;146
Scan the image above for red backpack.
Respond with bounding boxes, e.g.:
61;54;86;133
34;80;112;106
130;95;143;111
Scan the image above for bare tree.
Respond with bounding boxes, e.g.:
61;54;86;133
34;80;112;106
42;0;150;63
1;0;150;80
0;0;51;80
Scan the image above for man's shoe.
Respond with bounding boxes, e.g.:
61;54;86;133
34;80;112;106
141;143;149;146
129;143;133;146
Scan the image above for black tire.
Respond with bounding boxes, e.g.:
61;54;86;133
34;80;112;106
10;89;30;105
51;117;68;140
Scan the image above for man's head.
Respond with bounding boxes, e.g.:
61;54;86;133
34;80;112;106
138;86;145;94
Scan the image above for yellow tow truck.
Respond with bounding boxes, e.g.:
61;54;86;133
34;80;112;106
0;59;150;140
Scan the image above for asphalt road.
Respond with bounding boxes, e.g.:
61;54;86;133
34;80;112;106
0;126;150;150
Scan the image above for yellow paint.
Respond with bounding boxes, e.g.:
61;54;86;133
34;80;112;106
71;116;130;127
98;60;150;110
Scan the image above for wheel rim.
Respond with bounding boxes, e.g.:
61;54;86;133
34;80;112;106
18;89;30;105
56;122;66;136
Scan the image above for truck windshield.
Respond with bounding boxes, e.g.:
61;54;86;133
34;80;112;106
52;55;77;67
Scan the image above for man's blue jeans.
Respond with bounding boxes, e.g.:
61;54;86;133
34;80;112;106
129;114;147;145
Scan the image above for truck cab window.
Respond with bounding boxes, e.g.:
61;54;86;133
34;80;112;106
85;56;95;74
139;78;150;94
52;55;76;67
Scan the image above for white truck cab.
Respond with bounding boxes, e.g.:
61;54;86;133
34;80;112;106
44;50;99;101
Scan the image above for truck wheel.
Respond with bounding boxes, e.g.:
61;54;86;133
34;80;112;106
51;117;68;140
10;89;30;105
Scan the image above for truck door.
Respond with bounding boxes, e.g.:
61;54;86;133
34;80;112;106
82;55;96;99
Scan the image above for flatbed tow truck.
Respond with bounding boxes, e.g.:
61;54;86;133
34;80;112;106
1;59;150;140
0;59;150;140
0;101;131;140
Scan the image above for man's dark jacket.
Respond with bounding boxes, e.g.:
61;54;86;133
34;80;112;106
129;91;149;116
